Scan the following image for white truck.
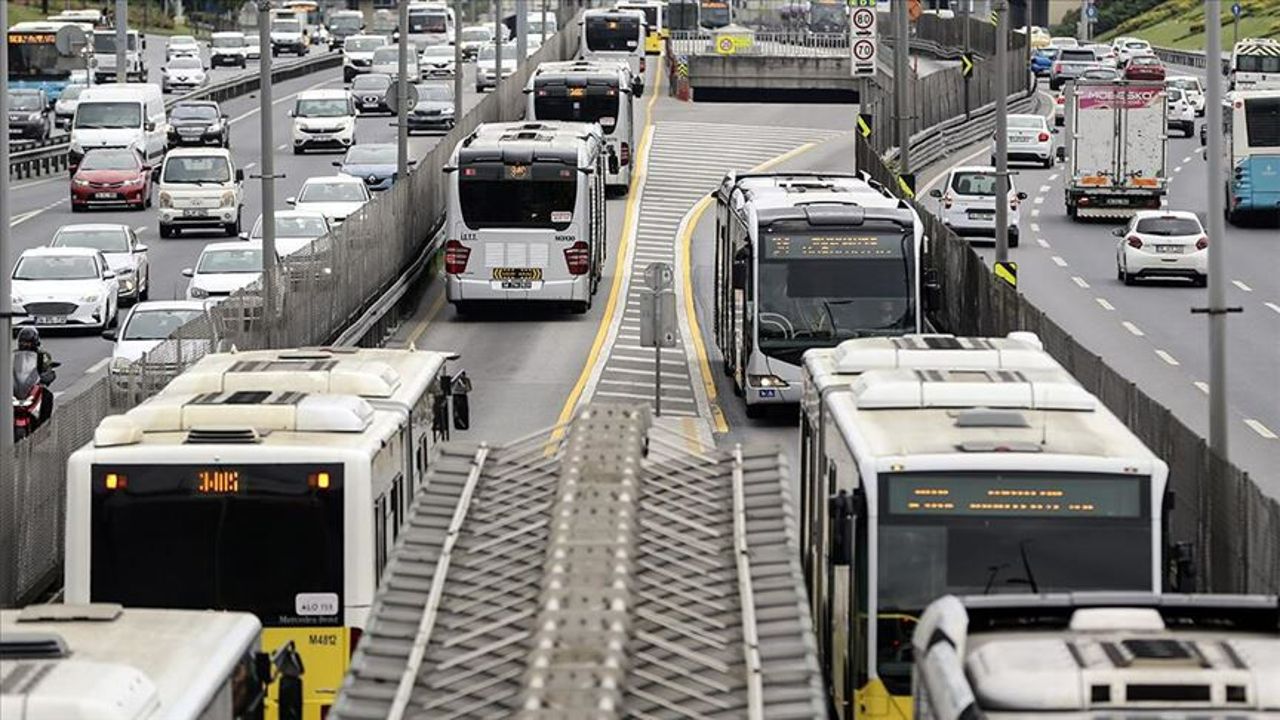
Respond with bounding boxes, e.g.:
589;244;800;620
1064;80;1169;220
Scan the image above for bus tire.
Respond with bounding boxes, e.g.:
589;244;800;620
570;299;590;314
745;402;764;419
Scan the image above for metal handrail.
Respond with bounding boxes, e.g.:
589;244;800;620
731;444;765;720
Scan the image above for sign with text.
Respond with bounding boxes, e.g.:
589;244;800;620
849;2;877;77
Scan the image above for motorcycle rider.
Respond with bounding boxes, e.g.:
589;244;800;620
15;327;56;424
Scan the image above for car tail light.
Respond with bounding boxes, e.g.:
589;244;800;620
1195;236;1208;250
1056;95;1065;105
1053;63;1062;74
563;241;590;276
1037;132;1050;142
620;142;631;167
444;239;471;274
639;57;646;73
1127;235;1143;249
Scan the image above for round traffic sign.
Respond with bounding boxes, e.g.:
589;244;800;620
385;82;419;114
717;36;734;52
852;39;875;61
851;7;875;31
1232;2;1242;17
55;24;87;57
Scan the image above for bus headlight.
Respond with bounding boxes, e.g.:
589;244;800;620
750;375;789;388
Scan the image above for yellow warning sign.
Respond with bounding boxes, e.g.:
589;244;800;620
994;261;1018;288
856;113;872;138
714;34;752;55
897;174;916;199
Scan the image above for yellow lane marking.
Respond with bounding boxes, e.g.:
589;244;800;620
405;290;447;347
679;141;819;434
551;66;664;437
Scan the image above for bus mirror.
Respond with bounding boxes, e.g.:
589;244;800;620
924;268;942;312
731;260;747;288
829;491;854;567
607;152;619;175
253;651;271;686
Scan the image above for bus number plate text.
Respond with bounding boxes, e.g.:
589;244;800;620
296;592;339;616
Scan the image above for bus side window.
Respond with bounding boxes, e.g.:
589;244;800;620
375;496;388;585
392;475;404;540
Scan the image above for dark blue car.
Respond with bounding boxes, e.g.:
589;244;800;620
334;143;407;192
1031;47;1060;77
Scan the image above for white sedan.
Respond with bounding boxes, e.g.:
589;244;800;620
103;300;213;387
162;55;209;94
166;35;201;60
50;223;150;303
183;241;267;300
992;114;1054;168
11;247;119;330
245;210;331;256
420;45;457;79
286;175;371;224
1114;210;1208;287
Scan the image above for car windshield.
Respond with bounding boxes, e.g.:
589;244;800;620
1035;48;1059;58
351;75;391;92
122;308;205;340
343;145;395;164
345;36;385;51
171;36;196;46
462;28;490;41
1167;88;1183;101
212;35;244;48
59;85;86;101
93;33;138;52
296;98;350;117
74;101;141;129
169;56;203;69
79;149;139;171
372;47;402;64
1169;78;1201;92
1135;216;1201;236
423;47;453;58
12;94;44;110
950;172;1001;196
330;16;362;31
1126;41;1149;50
1081;69;1119;79
417;83;452;101
172;104;219;121
1008;115;1043;129
478;44;516;60
14;255;99;280
53;228;130;253
1132;56;1158;65
253;215;328;239
163;156;231;184
273;20;301;32
1059;49;1096;62
198;248;263;273
299;182;366;202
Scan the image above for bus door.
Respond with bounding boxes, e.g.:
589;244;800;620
729;225;752;393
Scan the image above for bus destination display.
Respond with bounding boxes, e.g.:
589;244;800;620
94;464;341;495
763;234;901;259
887;473;1144;518
9;33;57;44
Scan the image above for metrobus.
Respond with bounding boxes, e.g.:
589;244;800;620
1229;37;1280;91
444;121;608;314
65;346;459;720
616;1;667;55
713;172;925;417
405;1;455;50
580;8;647;95
1225;90;1280;225
799;358;1169;719
698;0;731;29
807;0;849;34
92;28;146;83
527;59;638;193
0;604;297;719
7;21;88;101
913;593;1280;720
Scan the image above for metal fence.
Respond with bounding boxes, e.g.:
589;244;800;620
0;15;584;608
668;29;850;57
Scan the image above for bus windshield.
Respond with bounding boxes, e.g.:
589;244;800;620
92;32;138;52
89;464;344;626
534;89;620;134
873;470;1152;692
409;12;448;33
1244;96;1280;147
7;33;64;78
459;166;577;230
585;17;642;52
700;0;731;28
754;226;914;363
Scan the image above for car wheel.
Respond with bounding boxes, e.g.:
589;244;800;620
1122;265;1136;286
159;224;173;238
140;271;150;301
1193;274;1207;288
144;188;152;208
745;402;764;419
1043;156;1053;169
225;211;242;237
71;201;84;213
292;146;303;155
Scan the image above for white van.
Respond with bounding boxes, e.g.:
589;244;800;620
579;9;646;95
70;84;167;169
156;147;246;238
210;31;250;68
91;29;146;82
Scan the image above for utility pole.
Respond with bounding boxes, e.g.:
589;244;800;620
1201;0;1232;458
257;0;279;346
115;0;127;82
1;0;15;570
516;0;528;67
892;0;910;175
454;0;464;120
994;0;1010;264
494;0;504;92
961;0;971;116
397;0;409;181
541;0;549;44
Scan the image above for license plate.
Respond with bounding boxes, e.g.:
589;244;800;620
35;316;66;325
492;268;543;281
500;279;533;290
183;209;208;217
1156;245;1182;254
968;210;994;218
1105;198;1130;206
94;192;118;199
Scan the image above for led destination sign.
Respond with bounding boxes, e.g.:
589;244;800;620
887;473;1145;518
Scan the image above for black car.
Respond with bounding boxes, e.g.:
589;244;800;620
9;89;51;140
167;100;230;148
351;73;393;115
407;83;456;134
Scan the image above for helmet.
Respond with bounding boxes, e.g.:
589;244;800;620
16;327;40;350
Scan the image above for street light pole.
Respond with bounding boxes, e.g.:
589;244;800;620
454;0;464;120
994;0;1010;265
516;0;527;68
1203;0;1230;457
115;0;127;82
892;0;910;176
397;0;409;181
494;0;504;93
541;0;548;45
1;0;15;541
257;1;279;346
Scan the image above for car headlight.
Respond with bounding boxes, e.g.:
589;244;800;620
220;191;236;207
749;374;790;388
189;286;209;299
81;293;100;303
442;106;454;114
122;177;144;187
28;113;42;121
159;192;172;208
11;295;24;307
74;178;92;187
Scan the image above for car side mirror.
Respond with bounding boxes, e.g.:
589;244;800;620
1111;227;1126;237
928;188;942;198
181;268;194;277
287;110;295;117
134;244;148;252
1017;191;1028;200
235;168;244;182
151;166;162;181
286;196;297;205
103;270;116;280
331;160;341;167
101;329;117;341
144;121;156;131
408;159;417;166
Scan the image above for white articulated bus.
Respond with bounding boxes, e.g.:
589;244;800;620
713;171;926;416
799;364;1169;720
527;59;638;193
580;8;647;95
913;593;1280;720
444;121;608;314
64;347;459;720
0;604;291;720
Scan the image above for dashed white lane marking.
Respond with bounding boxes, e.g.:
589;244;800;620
1036;238;1051;248
1266;302;1280;315
1038;184;1051;193
1072;276;1090;288
1122;321;1145;336
243;162;257;171
1232;279;1253;292
1155;349;1180;366
85;358;110;375
1182;155;1193;163
1245;419;1278;440
1096;297;1115;310
1194;381;1210;394
227;78;339;124
1174;165;1183;173
277;144;288;150
1031;208;1040;217
1051;255;1068;267
1033;196;1045;204
1029;222;1040;233
9;199;66;227
1048;173;1059;181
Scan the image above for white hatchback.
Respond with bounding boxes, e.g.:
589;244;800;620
104;300;214;387
11;247;119;330
1165;87;1196;138
1114;210;1207;286
286;175;371;224
993;113;1054;168
930;166;1025;247
183;241;268;300
50;223;150;303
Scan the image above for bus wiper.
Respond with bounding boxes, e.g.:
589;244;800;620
1016;539;1040;593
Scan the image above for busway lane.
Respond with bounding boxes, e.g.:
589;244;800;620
14;64;485;386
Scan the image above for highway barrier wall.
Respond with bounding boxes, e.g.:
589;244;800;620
0;16;584;608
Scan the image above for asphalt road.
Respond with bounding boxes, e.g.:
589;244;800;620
9;54;484;384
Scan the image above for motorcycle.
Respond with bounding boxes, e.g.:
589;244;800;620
13;350;57;441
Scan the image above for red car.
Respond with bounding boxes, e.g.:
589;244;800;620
70;148;153;212
1124;55;1166;81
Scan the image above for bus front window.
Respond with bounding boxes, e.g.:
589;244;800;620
8;36;63;78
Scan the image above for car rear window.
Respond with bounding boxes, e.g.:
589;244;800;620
1135;217;1200;236
1060;49;1096;62
950;172;998;196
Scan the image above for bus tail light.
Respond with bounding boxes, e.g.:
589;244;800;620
564;242;591;275
444;240;471;274
620;142;631;167
1127;235;1143;249
1195;236;1208;250
105;473;127;490
350;626;363;659
639;57;646;73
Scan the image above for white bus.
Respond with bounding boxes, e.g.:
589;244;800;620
527;59;638;193
444;121;608;314
713;172;926;416
800;364;1169;719
64;347;459;720
1229;37;1280;91
0;604;293;720
1224;90;1280;225
404;1;454;50
580;8;647;95
616;1;667;55
913;593;1280;720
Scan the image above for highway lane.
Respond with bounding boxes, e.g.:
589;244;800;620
11;62;484;384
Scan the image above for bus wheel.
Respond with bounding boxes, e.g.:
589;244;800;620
745;402;764;419
570;300;590;314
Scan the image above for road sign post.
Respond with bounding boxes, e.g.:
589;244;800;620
994;0;1010;265
640;263;676;417
849;0;877;77
1232;2;1242;46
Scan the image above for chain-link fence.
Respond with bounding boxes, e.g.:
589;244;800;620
0;15;584;608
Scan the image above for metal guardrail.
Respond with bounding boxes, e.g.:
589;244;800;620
7;51;342;180
894;88;1038;170
1153;45;1230;73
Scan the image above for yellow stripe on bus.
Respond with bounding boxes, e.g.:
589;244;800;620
262;626;349;720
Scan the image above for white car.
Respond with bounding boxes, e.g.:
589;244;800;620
420;45;457;79
104;300;213;385
370;45;420;80
343;34;388;82
183;241;267;300
210;31;249;68
290;89;357;154
1168;75;1206;116
929;166;1025;247
244;210;331;256
54;84;86;129
1053;89;1065;126
156;147;245;237
50;224;150;303
165;35;201;61
1165;86;1195;138
1048;36;1078;49
11;247;119;330
271;18;308;57
475;43;518;92
459;25;496;59
286;174;371;224
1115;37;1153;65
161;55;208;94
993;113;1054;168
1114;210;1207;287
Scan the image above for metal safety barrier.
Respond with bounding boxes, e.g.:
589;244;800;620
1153;45;1230;73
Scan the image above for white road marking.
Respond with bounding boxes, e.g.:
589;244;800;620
1182;155;1193;163
1155;349;1180;366
1231;279;1252;292
1096;297;1114;310
1051;255;1067;267
1029;222;1040;233
1174;165;1183;173
1194;381;1209;394
1266;302;1280;315
1072;276;1090;288
277;144;288;150
243;162;257;171
1122;321;1145;336
918;141;997;194
133;225;147;233
1036;237;1051;248
1033;196;1044;204
85;358;110;375
227;78;339;125
1244;419;1278;440
1030;208;1040;217
1048;173;1059;181
1038;184;1050;193
9;199;66;227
